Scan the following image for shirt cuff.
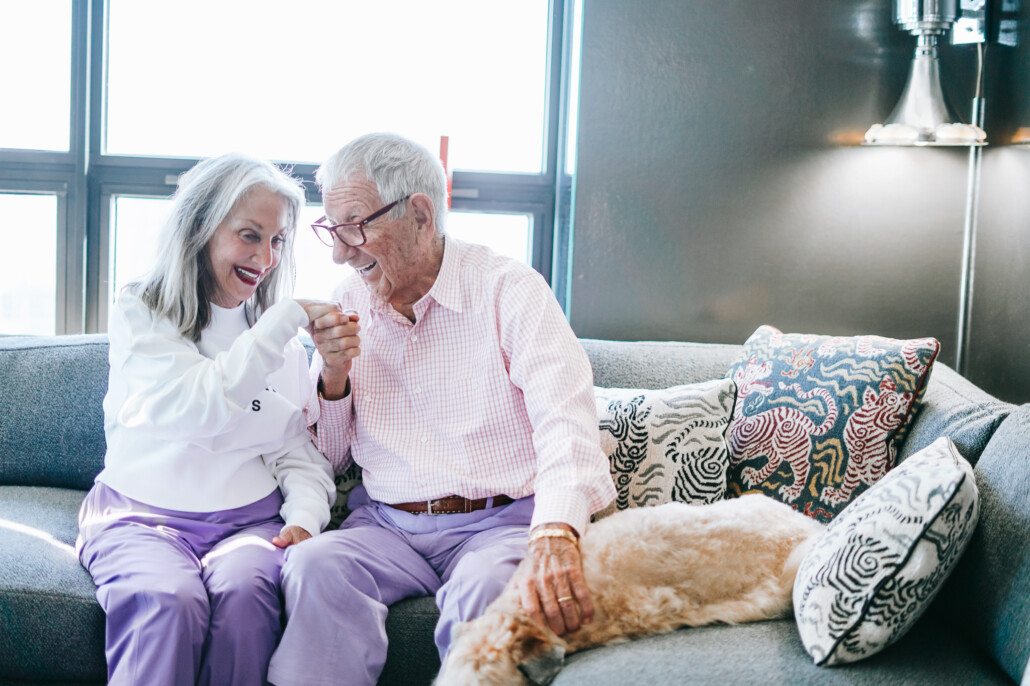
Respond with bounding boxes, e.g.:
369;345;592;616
281;511;321;539
529;491;592;538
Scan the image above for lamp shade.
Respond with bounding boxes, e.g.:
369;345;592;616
864;0;986;146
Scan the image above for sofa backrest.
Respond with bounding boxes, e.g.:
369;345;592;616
580;338;742;390
0;334;108;490
946;403;1030;684
897;362;1012;467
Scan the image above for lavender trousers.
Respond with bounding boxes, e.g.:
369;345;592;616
77;482;288;686
267;485;532;686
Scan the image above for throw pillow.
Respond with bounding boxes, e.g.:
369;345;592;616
726;325;939;522
593;377;736;520
793;436;979;665
327;461;363;530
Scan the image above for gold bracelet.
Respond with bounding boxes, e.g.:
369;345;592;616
528;527;579;547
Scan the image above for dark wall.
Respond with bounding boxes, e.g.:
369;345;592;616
568;0;1029;405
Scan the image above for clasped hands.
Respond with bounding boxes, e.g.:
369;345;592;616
296;299;361;400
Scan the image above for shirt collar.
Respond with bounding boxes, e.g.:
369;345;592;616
366;234;464;318
421;235;463;314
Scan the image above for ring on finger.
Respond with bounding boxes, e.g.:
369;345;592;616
557;595;574;603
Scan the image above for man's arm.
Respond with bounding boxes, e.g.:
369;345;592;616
497;270;617;636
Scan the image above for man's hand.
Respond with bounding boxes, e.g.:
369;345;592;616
298;301;361;400
517;523;593;636
272;525;312;548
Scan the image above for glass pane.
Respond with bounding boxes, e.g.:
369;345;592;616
106;1;550;173
110;198;347;308
294;205;352;301
0;1;72;151
448;212;532;264
0;194;58;334
110;197;172;302
108;201;529;325
565;0;583;176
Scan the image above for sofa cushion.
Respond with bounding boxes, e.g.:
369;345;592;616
0;482;444;685
0;486;106;682
793;437;979;666
550;616;1011;685
725;325;939;522
946;403;1030;684
592;378;735;519
0;335;109;489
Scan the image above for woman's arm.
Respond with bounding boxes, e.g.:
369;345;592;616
263;432;336;541
109;291;307;442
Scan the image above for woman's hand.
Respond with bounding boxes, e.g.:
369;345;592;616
272;525;312;548
517;523;593;636
295;299;342;325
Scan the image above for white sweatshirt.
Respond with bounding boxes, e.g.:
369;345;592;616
97;289;334;537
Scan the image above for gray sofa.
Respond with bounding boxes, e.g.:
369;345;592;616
1;334;1027;685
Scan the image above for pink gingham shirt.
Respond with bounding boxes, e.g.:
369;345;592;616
307;237;615;534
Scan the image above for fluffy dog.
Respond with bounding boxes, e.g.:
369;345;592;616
436;494;824;686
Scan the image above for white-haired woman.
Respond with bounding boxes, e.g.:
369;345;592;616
76;153;337;686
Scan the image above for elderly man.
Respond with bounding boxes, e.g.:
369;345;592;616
267;133;615;686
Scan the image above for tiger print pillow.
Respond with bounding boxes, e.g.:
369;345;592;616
793;437;979;665
592;377;736;521
725;325;939;522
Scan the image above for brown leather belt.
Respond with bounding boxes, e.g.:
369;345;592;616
387;495;514;515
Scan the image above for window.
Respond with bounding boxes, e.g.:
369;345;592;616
0;194;58;334
106;1;550;173
0;0;575;334
0;2;72;152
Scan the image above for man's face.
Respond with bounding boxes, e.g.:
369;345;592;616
322;176;433;308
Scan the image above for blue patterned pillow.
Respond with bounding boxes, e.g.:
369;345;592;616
793;436;979;665
726;325;939;522
593;378;736;520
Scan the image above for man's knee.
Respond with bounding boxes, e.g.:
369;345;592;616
281;534;377;597
443;550;520;611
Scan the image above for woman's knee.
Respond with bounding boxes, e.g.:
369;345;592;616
104;575;210;632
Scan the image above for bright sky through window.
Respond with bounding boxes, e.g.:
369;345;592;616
105;1;550;173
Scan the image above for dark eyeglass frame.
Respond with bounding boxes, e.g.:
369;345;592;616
310;195;411;247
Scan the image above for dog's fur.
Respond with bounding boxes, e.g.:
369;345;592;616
436;494;824;686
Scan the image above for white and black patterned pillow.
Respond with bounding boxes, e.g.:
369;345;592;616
793;436;979;665
593;378;736;521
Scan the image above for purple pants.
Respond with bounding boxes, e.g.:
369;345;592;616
267;486;532;686
77;482;288;686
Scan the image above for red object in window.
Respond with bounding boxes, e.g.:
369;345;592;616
439;135;451;209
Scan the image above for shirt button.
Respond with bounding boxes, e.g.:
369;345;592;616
411;334;418;342
420;436;428;444
414;386;422;394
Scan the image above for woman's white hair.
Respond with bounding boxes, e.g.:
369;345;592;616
315;133;448;233
134;153;307;342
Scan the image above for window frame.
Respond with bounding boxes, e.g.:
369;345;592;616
0;0;576;335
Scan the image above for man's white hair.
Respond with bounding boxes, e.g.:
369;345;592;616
316;132;448;233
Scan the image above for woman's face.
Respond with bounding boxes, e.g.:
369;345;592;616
206;187;290;308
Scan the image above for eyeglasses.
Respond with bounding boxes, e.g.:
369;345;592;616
310;195;410;247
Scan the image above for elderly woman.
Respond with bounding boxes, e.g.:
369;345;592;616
76;153;336;686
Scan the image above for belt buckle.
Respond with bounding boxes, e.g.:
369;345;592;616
426;499;442;515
